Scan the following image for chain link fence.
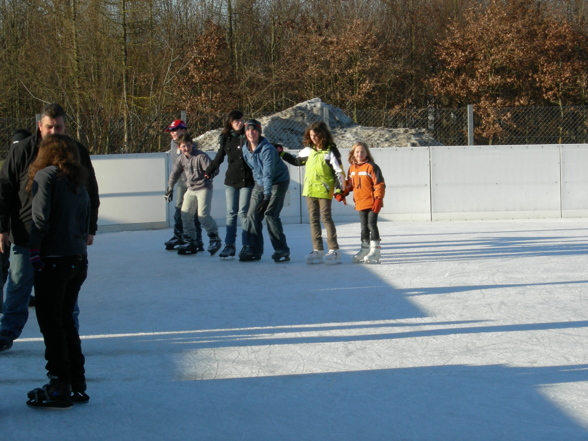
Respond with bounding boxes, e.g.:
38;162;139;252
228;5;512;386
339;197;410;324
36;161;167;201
2;105;588;159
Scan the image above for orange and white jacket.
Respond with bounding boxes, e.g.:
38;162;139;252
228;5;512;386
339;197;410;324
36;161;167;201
346;161;386;211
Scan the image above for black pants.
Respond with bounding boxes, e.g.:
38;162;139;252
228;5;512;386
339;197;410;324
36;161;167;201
34;255;88;386
359;209;380;242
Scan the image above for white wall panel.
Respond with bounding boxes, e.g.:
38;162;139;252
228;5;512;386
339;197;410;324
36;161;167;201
431;145;561;220
372;148;431;221
91;144;588;232
92;153;168;231
561;145;588;218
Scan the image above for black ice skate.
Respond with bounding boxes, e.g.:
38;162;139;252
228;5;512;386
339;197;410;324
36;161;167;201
70;380;90;404
238;245;261;262
208;234;222;256
272;250;290;263
26;379;73;409
177;240;198;255
164;236;184;250
219;244;236;260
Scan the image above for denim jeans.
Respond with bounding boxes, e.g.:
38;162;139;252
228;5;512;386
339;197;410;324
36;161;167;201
358;209;380;242
1;245;79;339
224;185;253;246
245;181;290;256
1;245;34;339
34;255;87;385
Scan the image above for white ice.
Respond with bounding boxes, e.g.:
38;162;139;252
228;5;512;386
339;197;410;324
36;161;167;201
3;219;588;441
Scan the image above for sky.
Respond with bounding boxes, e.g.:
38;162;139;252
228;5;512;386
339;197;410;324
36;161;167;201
3;219;588;441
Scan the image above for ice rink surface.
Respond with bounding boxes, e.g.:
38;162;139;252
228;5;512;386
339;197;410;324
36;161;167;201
3;219;588;440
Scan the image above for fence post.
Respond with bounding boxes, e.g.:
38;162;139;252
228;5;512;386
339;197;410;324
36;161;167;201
181;110;187;123
467;104;474;146
323;106;330;129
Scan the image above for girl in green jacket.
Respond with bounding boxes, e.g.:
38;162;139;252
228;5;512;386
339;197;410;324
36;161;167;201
280;121;345;264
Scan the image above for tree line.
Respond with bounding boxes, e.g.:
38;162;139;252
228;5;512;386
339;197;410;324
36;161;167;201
1;0;588;152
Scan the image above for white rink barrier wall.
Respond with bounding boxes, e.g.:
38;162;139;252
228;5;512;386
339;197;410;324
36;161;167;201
92;145;588;232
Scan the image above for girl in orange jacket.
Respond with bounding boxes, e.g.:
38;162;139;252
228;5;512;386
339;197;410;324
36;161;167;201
337;142;385;263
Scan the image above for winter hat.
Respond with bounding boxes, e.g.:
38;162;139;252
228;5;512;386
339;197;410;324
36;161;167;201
244;119;262;134
165;119;188;132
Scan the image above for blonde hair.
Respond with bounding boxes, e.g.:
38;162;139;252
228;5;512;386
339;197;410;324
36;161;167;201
348;142;375;165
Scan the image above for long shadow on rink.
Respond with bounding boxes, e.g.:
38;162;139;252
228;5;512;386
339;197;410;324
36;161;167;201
8;226;584;441
181;363;588;441
381;229;588;263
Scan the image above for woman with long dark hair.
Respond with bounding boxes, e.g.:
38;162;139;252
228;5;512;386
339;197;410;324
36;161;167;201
205;110;255;259
25;133;90;409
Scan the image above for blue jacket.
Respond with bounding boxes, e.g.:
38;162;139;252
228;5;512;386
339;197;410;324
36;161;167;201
242;137;289;197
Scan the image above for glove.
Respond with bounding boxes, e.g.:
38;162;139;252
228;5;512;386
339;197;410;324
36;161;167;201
372;198;383;213
257;198;270;214
204;174;212;180
164;188;173;203
29;249;44;272
333;189;348;205
275;143;284;154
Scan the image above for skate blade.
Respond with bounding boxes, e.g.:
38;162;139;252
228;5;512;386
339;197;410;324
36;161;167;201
26;400;73;410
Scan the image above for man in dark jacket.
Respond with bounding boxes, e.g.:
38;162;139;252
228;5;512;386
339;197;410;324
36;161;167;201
0;103;100;352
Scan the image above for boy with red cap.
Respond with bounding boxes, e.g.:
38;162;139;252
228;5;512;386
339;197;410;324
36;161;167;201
163;119;203;251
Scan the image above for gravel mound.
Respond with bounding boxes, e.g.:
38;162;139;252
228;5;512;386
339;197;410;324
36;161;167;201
195;98;441;151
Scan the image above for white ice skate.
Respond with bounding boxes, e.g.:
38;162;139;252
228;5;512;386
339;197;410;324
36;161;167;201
364;240;381;264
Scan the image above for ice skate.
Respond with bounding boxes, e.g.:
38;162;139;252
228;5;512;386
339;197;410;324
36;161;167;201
364;240;381;264
352;241;370;263
0;330;15;352
324;249;342;265
219;244;236;260
177;240;198;255
195;240;205;252
272;249;290;263
26;379;73;409
164;235;184;250
70;380;90;404
239;245;261;262
305;250;324;264
208;234;222;256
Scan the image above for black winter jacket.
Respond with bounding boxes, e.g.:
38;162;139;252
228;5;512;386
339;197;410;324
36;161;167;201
0;131;100;246
28;165;90;256
205;132;254;189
